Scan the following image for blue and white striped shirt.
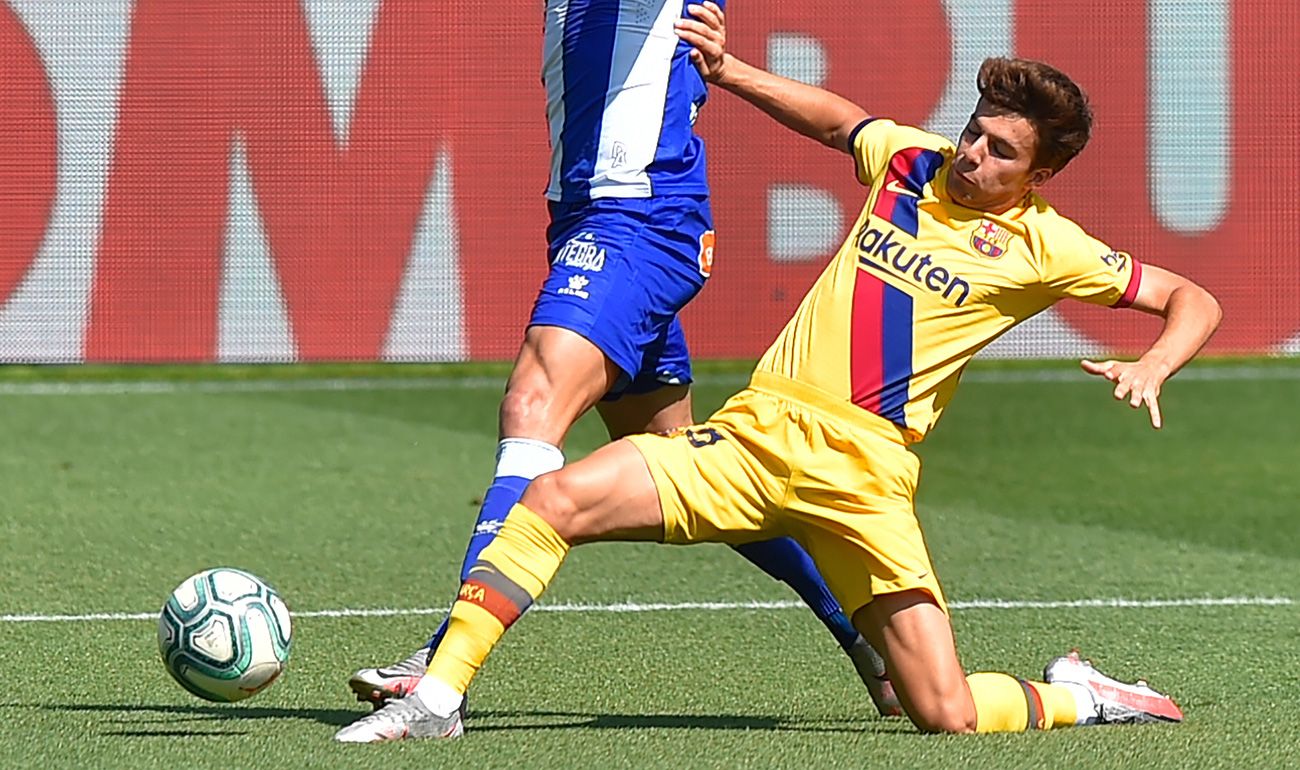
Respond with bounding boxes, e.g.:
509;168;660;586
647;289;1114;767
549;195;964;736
543;0;721;201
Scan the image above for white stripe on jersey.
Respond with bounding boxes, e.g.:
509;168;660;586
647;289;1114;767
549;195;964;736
588;0;681;198
543;1;568;201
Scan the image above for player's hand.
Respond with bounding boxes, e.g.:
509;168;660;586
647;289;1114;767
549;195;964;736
1080;358;1172;429
675;2;729;83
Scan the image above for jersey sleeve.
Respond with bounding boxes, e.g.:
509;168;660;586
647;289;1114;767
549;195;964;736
1038;220;1143;307
849;119;937;186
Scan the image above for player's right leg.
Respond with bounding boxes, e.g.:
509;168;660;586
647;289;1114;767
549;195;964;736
452;325;619;578
346;325;616;705
335;393;793;742
335;439;669;743
351;197;709;706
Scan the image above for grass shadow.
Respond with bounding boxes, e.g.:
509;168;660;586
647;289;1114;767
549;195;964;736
466;709;909;735
30;703;911;737
41;702;359;728
101;729;251;737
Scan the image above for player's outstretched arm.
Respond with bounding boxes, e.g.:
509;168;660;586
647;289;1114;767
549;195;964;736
1081;265;1221;429
675;2;868;153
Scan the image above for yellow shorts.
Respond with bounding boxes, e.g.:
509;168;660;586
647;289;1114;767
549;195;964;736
626;381;946;618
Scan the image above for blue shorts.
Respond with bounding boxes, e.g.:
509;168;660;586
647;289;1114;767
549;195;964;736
530;195;714;399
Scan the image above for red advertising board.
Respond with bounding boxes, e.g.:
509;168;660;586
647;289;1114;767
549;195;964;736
0;1;1295;362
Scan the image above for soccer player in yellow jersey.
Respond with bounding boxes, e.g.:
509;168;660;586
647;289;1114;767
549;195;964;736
335;2;1222;742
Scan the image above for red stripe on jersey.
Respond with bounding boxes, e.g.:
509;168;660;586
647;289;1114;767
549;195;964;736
871;147;927;224
851;269;885;413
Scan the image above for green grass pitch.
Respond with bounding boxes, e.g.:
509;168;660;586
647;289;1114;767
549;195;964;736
1;359;1297;768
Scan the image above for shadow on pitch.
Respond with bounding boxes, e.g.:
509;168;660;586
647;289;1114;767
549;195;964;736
40;702;359;728
33;703;911;736
465;709;911;735
101;729;252;737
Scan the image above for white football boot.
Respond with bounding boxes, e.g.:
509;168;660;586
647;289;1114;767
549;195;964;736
1044;650;1184;724
348;646;430;707
334;694;464;743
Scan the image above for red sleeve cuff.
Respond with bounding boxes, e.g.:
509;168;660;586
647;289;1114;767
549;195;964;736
1111;258;1143;308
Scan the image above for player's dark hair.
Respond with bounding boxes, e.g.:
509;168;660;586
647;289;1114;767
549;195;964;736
977;57;1092;174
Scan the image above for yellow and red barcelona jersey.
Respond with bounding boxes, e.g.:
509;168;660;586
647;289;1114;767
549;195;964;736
754;119;1142;443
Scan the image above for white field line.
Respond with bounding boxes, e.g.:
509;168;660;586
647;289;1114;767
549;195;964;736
0;364;1298;396
1;595;1291;624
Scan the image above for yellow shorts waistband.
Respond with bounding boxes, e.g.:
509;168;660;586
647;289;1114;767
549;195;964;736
746;371;914;445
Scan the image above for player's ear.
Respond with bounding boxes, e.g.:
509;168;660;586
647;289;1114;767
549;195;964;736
1026;166;1053;191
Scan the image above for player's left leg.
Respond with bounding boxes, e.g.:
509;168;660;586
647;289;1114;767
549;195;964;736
851;589;1181;733
594;381;693;439
783;408;1180;732
601;321;900;716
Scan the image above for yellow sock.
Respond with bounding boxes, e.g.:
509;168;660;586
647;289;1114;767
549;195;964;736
427;504;570;693
966;672;1079;732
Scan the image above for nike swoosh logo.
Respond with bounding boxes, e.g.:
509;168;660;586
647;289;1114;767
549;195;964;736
885;179;919;197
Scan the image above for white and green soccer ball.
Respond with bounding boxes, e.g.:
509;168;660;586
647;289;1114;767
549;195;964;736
158;567;292;703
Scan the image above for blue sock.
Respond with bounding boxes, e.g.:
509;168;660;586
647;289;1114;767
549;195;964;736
423;477;529;648
731;537;859;650
425;438;563;650
457;476;532;581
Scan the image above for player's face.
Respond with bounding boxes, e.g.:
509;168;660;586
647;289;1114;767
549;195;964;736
947;99;1053;213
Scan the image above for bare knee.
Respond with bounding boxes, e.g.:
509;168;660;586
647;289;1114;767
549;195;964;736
518;471;582;542
850;592;977;735
908;699;978;734
501;338;613;439
499;374;555;435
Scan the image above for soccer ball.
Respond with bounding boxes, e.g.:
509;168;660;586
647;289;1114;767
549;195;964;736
157;567;292;702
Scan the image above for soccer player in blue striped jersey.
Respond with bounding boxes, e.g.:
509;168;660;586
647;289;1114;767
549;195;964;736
348;0;898;717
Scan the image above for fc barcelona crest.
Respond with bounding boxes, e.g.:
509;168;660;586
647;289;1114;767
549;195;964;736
971;220;1012;259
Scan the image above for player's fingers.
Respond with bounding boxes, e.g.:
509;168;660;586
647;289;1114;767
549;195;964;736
674;26;721;63
702;1;726;26
678;19;723;49
1129;382;1145;408
674;26;705;47
674;19;711;39
1081;359;1117;378
1145;391;1163;429
688;2;724;30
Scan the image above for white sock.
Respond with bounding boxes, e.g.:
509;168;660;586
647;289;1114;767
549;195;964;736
495;437;564;479
413;675;465;717
1059;682;1099;725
